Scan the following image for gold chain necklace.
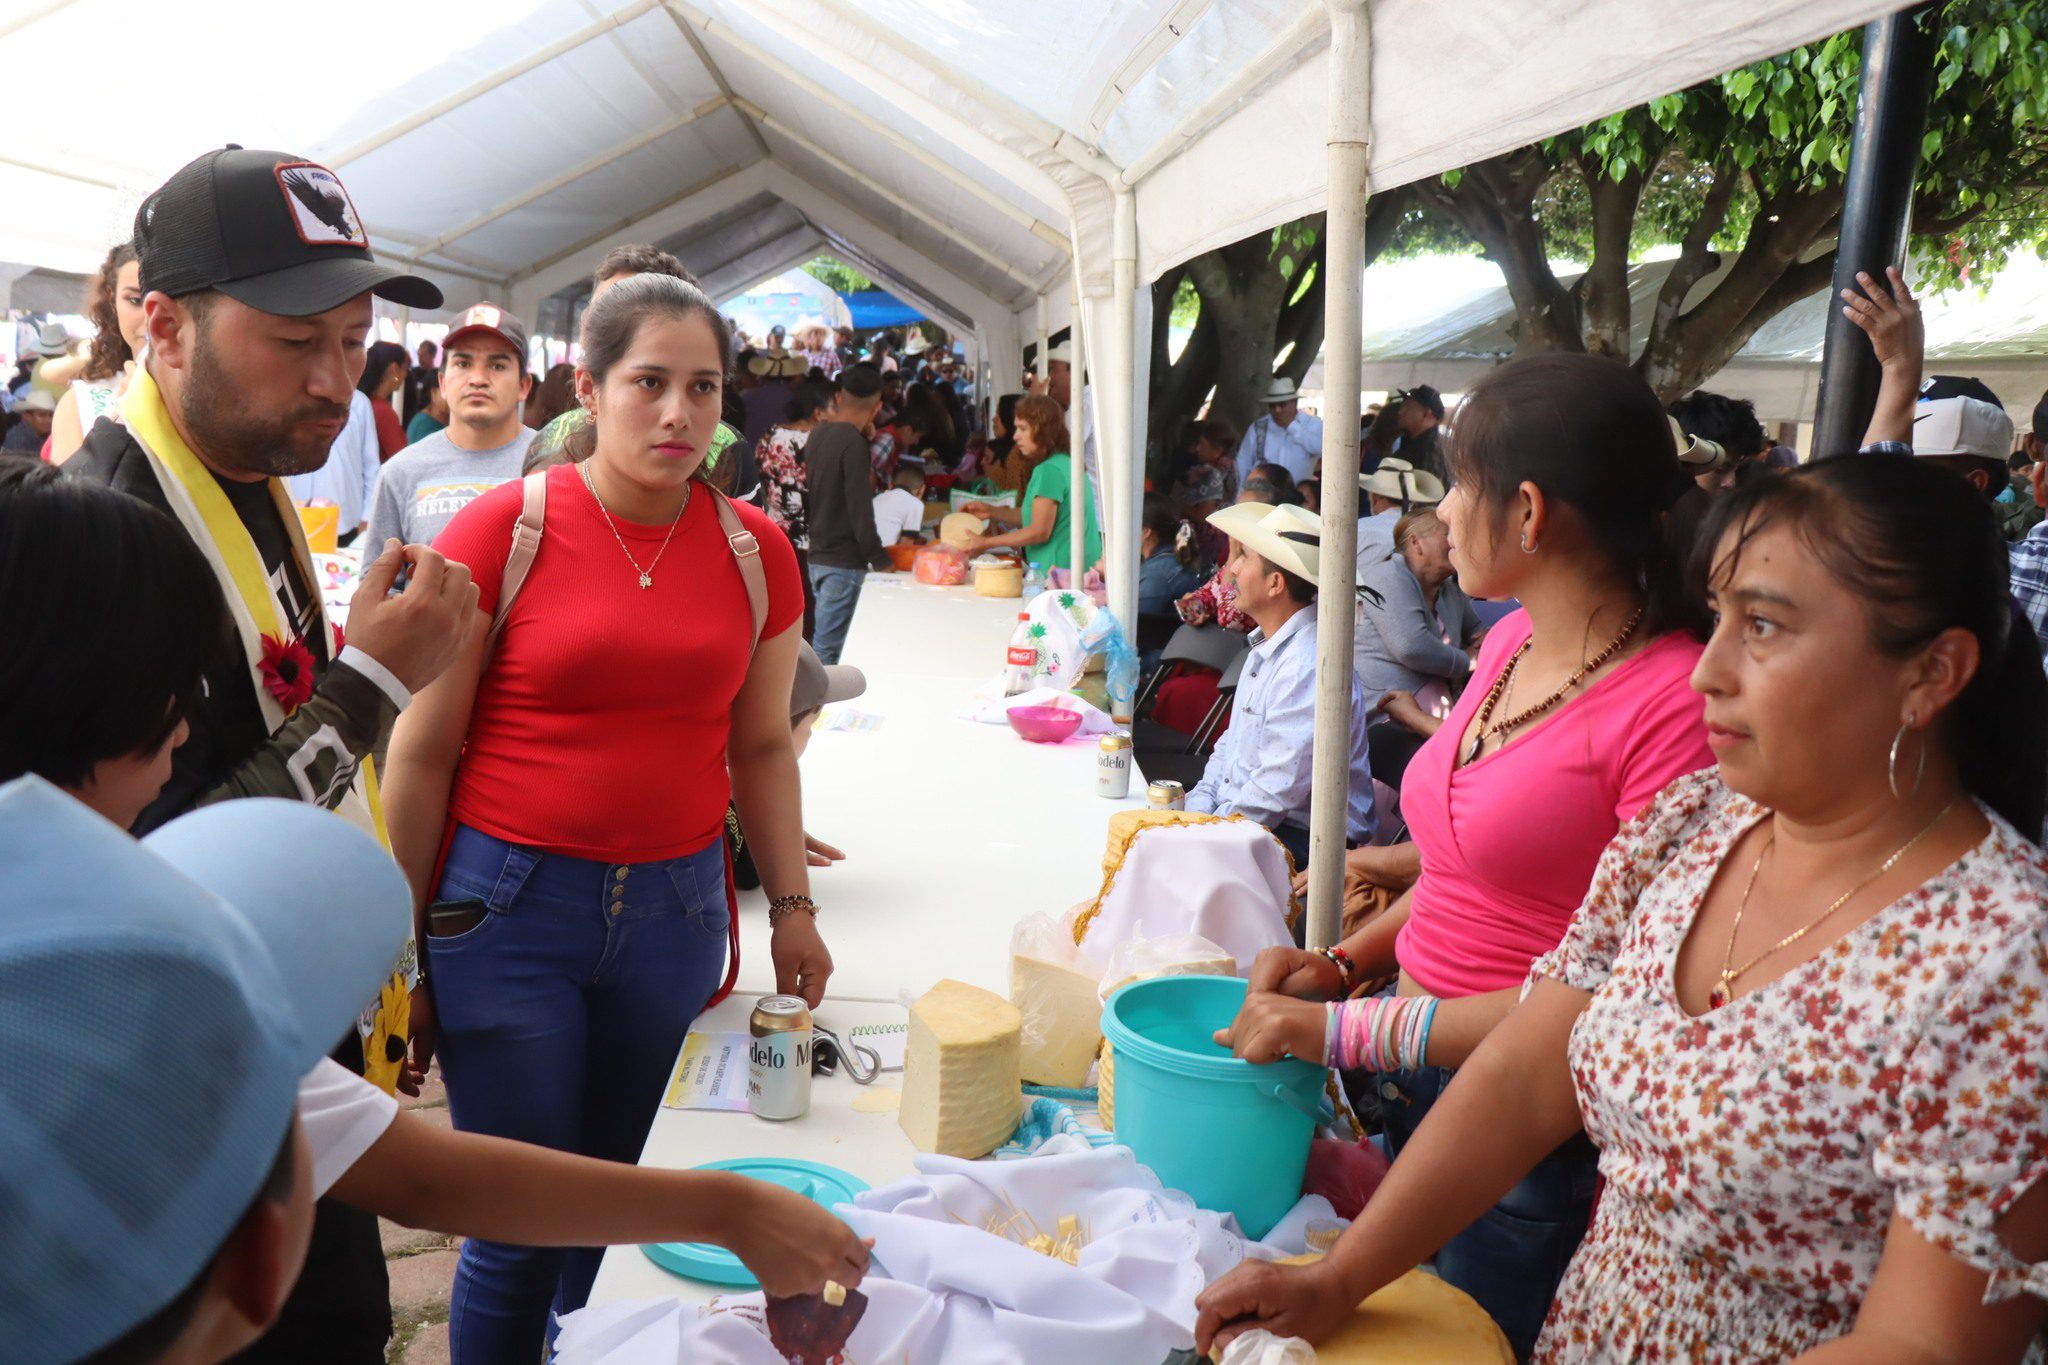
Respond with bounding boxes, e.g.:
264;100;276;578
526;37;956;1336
1463;605;1644;764
579;462;688;589
1708;796;1959;1009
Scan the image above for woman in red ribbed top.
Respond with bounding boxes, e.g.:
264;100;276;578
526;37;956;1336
381;275;837;1357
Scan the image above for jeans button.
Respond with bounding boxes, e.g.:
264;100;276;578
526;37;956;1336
1379;1081;1402;1103
614;867;629;882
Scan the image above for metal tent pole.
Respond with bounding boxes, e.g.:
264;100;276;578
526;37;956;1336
1811;5;1937;458
1306;0;1372;952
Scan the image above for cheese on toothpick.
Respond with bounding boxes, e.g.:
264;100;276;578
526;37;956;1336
899;979;1023;1159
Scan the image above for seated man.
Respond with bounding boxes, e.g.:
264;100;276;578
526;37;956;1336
1185;502;1374;872
873;464;928;546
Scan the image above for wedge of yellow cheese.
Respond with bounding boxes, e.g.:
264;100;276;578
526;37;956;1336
899;979;1023;1159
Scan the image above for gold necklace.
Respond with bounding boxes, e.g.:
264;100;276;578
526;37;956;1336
579;462;689;589
1708;796;1959;1009
1463;605;1643;764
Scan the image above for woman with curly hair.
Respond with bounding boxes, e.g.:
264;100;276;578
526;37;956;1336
48;241;144;465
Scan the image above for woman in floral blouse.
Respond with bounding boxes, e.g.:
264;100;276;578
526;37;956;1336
1199;453;2048;1363
756;381;831;636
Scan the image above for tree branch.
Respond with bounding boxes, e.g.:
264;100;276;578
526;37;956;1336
1648;158;1743;345
1580;155;1651;357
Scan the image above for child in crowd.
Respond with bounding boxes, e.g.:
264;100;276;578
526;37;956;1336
873;463;929;546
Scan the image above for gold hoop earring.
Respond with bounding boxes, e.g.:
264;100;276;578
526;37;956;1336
1888;715;1925;802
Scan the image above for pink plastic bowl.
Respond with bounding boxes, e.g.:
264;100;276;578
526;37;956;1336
1006;705;1084;744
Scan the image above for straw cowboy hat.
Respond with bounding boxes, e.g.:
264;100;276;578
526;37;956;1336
1207;501;1323;581
1359;457;1446;506
1261;376;1299;405
746;347;808;379
1667;415;1730;471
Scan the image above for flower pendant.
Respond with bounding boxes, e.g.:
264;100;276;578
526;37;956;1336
639;573;652;589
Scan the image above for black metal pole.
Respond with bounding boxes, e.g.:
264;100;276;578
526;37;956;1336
1811;5;1938;459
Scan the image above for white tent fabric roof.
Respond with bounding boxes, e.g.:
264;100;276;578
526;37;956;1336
1324;255;2048;425
5;0;1900;341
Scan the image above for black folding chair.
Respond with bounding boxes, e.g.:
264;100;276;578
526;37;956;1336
1188;649;1248;754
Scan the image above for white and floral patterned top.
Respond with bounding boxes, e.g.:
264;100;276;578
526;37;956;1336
1530;769;2048;1363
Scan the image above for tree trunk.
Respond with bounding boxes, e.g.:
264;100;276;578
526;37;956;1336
1416;149;1583;355
1144;191;1410;479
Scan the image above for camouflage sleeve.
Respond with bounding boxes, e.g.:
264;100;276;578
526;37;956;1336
195;662;400;812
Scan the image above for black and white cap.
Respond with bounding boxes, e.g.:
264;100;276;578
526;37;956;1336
135;146;443;317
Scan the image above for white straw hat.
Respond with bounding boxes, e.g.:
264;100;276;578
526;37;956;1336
1207;501;1322;581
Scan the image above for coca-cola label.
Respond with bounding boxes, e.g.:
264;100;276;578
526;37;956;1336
1006;646;1037;667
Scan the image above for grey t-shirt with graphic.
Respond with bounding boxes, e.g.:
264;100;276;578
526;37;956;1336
363;427;535;552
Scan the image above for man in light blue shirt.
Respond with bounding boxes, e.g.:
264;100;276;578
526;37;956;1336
1233;377;1324;486
282;388;381;544
1187;501;1374;870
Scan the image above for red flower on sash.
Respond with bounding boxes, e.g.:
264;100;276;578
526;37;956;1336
260;632;317;713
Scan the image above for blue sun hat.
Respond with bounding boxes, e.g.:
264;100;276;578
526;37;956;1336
0;777;409;1361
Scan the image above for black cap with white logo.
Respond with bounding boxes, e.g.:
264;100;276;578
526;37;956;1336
135;146;443;317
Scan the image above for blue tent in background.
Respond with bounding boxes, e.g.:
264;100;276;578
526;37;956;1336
841;290;923;331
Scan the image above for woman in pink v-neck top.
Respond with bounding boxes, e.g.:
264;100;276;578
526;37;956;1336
1396;610;1714;996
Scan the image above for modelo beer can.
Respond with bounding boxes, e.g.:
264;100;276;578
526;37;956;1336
1096;731;1133;799
748;994;813;1120
1147;779;1186;810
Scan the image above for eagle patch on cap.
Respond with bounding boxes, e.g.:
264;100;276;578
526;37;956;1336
273;162;366;248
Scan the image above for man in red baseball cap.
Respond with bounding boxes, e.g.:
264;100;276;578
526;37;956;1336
364;302;535;552
65;145;478;1361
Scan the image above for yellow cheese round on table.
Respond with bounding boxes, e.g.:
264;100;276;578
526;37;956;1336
939;512;986;549
1271;1258;1514;1363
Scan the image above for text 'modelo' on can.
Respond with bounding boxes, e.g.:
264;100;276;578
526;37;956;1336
1097;731;1133;800
748;994;813;1120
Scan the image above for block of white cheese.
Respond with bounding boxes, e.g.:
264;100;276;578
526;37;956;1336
899;979;1023;1159
1010;952;1103;1088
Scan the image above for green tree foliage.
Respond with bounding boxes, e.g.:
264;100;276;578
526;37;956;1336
799;255;876;294
1400;3;2048;398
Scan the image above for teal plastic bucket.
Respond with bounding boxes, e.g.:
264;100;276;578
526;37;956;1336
1101;975;1323;1239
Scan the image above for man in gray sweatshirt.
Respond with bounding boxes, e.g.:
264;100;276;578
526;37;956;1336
364;304;535;551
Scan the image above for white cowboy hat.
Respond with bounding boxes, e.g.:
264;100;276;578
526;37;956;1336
1359;457;1446;506
1667;415;1729;471
1046;341;1073;366
1207;501;1323;581
1262;377;1299;405
904;332;930;356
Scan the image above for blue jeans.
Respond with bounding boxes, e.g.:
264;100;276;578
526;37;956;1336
429;825;730;1360
1369;1062;1598;1362
807;562;866;665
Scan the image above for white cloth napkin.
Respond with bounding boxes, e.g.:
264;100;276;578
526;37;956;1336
553;1137;1343;1364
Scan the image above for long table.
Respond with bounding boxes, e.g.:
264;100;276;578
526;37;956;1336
589;574;1146;1308
729;573;1146;1003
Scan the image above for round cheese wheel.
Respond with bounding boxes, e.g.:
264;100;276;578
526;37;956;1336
939;511;987;548
1272;1258;1514;1363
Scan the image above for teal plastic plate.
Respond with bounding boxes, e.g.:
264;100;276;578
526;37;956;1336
640;1157;870;1287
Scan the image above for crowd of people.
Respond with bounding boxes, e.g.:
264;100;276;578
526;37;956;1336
0;135;2044;1365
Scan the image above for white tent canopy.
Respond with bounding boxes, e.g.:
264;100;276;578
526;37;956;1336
0;0;1905;946
1320;254;2048;426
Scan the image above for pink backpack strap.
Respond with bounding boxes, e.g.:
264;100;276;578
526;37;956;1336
486;470;549;652
709;488;768;652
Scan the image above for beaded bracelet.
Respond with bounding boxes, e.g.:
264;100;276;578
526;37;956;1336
1315;945;1359;994
1324;994;1442;1072
767;894;818;928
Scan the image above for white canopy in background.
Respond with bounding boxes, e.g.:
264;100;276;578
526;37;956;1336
1311;254;2048;427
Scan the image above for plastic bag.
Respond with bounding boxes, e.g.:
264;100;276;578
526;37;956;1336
1008;908;1104;1088
913;544;969;585
1216;1329;1318;1365
1077;608;1139;722
1097;932;1238;1003
1020;588;1098;691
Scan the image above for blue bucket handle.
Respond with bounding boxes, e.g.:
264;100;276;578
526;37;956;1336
1261;1079;1323;1122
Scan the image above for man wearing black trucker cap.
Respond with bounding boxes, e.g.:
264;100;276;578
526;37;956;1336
66;146;478;1363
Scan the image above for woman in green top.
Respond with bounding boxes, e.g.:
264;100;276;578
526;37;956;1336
961;393;1102;573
